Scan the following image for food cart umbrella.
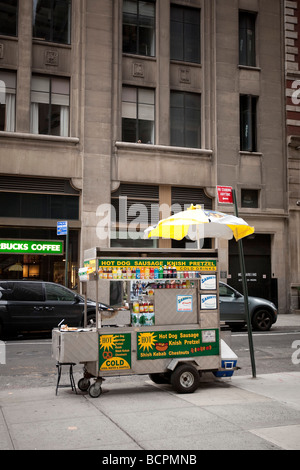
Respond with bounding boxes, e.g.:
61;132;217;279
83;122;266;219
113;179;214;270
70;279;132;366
144;205;254;246
144;203;257;378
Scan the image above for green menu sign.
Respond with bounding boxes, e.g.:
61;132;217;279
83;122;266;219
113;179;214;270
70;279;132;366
137;329;219;360
98;258;217;271
99;333;131;371
0;239;63;255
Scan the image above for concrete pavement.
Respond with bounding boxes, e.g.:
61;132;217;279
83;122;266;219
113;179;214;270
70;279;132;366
0;314;299;451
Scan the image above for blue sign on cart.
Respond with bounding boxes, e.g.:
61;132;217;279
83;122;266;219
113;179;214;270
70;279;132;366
57;221;68;236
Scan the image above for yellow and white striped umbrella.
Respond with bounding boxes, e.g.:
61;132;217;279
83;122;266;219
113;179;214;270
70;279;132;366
144;205;254;242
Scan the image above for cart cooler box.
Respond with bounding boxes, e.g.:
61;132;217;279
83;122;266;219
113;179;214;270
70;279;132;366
52;329;98;364
213;339;238;377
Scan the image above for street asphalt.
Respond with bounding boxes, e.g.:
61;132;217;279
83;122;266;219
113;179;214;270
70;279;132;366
0;313;299;452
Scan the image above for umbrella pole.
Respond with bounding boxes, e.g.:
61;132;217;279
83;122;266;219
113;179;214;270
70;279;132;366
232;190;256;378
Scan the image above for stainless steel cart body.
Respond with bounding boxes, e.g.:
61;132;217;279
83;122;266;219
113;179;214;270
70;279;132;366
52;248;238;397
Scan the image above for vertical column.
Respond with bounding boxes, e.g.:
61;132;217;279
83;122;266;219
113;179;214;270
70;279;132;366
16;1;32;133
157;0;170;145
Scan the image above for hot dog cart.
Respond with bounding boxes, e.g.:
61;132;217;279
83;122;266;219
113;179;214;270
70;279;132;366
52;248;238;398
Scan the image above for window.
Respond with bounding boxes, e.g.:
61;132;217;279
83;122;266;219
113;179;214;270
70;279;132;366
30;76;70;136
240;95;257;152
0;71;16;132
219;284;236;298
171;186;212;249
239;11;256;67
0;192;79;220
122;86;155;143
45;283;75;301
33;0;71;45
0;0;18;37
9;282;44;301
170;91;201;148
111;184;159;247
241;189;259;208
123;0;155;57
170;4;200;64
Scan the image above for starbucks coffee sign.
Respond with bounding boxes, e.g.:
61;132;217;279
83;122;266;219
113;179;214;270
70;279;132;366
0;239;63;255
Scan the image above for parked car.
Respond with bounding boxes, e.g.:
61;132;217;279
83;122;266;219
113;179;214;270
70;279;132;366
219;281;277;331
0;280;111;338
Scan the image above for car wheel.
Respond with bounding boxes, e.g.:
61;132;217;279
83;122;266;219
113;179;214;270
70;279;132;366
252;309;272;331
171;364;200;394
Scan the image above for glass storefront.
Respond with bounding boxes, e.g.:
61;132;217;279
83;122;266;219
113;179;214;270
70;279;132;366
0;228;79;289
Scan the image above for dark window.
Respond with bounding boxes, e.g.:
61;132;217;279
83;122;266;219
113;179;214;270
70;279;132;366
45;283;75;301
239;11;256;67
170;4;200;63
31;75;70;136
123;0;155;57
241;189;259;208
0;0;18;37
111;183;159;247
33;0;71;45
122;86;155;143
0;193;79;220
171;186;212;249
240;94;257;152
170;91;201;148
9;282;44;301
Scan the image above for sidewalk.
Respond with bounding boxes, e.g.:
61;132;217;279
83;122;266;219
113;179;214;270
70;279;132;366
0;314;299;451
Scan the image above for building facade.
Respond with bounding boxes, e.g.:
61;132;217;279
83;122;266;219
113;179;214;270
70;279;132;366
0;0;292;312
285;0;300;312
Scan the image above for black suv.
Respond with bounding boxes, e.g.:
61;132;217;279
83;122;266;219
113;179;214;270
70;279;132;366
0;280;107;338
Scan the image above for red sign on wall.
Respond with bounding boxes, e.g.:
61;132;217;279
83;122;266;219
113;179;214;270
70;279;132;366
217;186;233;204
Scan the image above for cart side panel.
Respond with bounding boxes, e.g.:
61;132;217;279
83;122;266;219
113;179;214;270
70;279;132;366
52;329;98;363
154;288;197;325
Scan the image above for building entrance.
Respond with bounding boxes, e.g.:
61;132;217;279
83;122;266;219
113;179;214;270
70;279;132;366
228;234;278;306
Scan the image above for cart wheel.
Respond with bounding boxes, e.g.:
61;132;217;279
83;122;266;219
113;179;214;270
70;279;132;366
88;383;102;398
78;378;90;392
171;364;200;394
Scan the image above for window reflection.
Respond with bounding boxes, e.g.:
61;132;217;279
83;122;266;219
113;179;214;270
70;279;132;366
0;71;16;132
33;0;71;45
0;0;18;37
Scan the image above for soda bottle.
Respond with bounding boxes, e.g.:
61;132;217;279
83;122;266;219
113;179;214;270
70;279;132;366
159;266;164;278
